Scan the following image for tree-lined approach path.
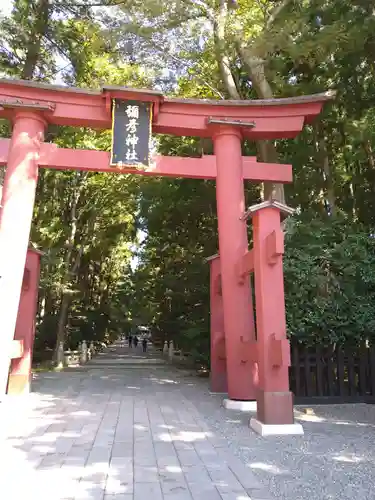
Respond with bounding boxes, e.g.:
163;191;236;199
0;340;272;500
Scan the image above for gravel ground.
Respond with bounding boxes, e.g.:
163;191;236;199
178;373;375;500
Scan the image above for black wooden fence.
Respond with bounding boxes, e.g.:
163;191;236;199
289;343;375;404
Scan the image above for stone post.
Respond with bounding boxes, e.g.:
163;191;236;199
168;340;174;362
80;340;88;364
163;340;168;355
56;342;64;369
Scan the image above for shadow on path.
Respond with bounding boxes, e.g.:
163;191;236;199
1;340;270;500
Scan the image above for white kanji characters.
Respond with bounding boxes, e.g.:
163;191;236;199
126;135;139;147
126;118;138;134
125;105;139;119
126;149;138;161
123;104;141;163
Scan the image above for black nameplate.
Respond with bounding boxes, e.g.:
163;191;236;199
110;99;152;168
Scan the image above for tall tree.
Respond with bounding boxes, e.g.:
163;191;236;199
99;0;315;202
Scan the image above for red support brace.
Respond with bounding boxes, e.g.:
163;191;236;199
237;250;254;284
207;255;227;393
8;248;42;394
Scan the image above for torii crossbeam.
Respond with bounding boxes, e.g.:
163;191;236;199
0;138;292;182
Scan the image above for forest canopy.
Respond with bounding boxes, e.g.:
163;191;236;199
1;0;375;364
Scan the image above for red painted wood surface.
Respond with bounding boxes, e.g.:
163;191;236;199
0;79;332;137
0;79;331;404
237;250;254;284
0;139;293;183
0;112;45;397
214;127;256;400
252;207;294;424
8;249;41;394
208;256;227;394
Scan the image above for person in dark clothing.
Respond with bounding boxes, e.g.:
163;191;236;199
128;335;132;348
133;336;139;348
142;338;148;353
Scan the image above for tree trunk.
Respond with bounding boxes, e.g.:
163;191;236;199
232;1;294;203
314;124;336;214
256;139;285;202
213;0;241;100
237;48;284;202
362;139;375;170
22;0;50;80
320;138;335;214
53;247;83;360
212;1;286;203
53;173;86;360
54;293;71;354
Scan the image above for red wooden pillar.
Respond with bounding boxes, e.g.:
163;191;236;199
7;248;42;394
0;111;46;398
248;201;303;435
207;254;227;393
213;126;256;401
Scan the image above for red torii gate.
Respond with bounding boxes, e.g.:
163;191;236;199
0;79;332;434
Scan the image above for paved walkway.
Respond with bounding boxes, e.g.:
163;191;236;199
4;341;374;500
0;340;271;500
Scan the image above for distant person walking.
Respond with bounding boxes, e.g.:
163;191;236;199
133;336;139;348
128;334;133;348
142;338;148;353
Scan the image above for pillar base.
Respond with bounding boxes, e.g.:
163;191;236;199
7;374;31;395
210;374;227;395
223;398;257;412
257;390;294;424
250;417;304;436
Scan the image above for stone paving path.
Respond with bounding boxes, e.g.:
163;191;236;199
0;340;272;500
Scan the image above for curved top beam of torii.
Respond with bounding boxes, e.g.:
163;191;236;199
0;78;335;139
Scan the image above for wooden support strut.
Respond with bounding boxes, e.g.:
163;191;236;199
239;338;257;363
0;139;293;183
236;250;254;284
237;337;291;367
266;229;284;265
269;334;291;368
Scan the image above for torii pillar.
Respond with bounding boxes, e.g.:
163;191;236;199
245;200;303;436
212;124;257;401
0;107;47;399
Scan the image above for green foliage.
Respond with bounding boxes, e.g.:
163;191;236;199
284;213;375;346
130;174;218;362
3;0;375;366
